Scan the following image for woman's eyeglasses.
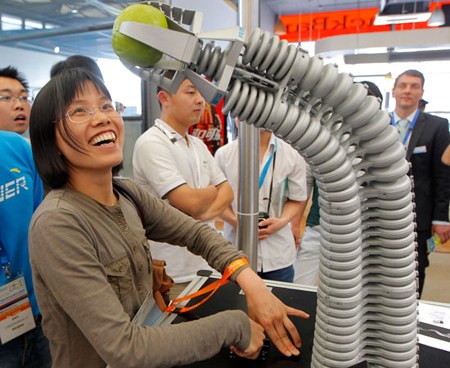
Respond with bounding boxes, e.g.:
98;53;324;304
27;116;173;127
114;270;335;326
65;101;126;124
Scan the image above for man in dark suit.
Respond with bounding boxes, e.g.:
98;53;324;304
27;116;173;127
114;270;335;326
392;69;450;297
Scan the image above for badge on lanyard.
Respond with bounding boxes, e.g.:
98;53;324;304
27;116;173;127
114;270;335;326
0;275;36;344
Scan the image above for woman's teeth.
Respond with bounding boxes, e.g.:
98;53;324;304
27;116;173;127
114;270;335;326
90;132;116;146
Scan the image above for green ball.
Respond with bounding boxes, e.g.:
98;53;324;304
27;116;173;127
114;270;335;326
112;4;168;67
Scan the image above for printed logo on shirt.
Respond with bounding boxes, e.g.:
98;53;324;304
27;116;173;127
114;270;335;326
0;175;29;203
191;127;222;142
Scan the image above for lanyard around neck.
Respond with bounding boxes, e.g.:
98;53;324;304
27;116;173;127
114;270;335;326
155;120;202;187
391;109;420;145
259;137;278;189
154;121;177;144
259;137;278;214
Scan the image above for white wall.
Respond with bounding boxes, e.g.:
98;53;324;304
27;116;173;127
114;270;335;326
0;45;64;92
172;0;237;31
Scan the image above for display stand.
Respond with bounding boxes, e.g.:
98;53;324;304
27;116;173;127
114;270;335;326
138;275;450;368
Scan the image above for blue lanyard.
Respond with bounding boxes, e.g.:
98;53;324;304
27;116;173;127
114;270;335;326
259;138;278;189
0;243;11;279
391;109;420;145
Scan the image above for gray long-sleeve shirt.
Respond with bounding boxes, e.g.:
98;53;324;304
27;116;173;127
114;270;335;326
29;179;250;368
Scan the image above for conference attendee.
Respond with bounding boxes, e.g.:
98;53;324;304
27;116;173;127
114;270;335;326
0;66;33;135
0;130;50;367
391;69;450;297
28;69;309;367
215;127;307;282
133;76;233;295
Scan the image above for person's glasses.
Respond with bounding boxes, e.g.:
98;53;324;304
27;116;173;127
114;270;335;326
65;101;126;124
0;95;34;104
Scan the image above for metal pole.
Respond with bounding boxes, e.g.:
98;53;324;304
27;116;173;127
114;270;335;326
237;0;260;271
0;22;114;43
141;79;160;132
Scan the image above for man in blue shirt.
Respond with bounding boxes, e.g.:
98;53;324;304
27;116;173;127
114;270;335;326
0;97;51;364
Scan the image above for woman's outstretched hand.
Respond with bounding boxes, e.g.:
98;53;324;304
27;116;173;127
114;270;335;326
235;267;310;356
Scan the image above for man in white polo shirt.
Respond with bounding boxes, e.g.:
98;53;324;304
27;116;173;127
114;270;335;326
215;128;307;282
133;78;233;295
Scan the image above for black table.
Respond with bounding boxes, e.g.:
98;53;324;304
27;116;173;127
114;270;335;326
142;276;450;368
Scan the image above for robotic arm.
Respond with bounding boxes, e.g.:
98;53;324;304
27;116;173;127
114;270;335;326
115;3;418;367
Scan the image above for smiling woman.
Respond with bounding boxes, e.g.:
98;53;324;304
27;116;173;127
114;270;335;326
30;70;124;189
26;68;308;367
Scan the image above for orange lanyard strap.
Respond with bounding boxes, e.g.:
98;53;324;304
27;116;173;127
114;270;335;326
165;258;249;314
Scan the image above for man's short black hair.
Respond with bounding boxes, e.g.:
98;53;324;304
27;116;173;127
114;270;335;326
0;66;29;91
156;69;177;94
360;80;383;103
50;55;104;81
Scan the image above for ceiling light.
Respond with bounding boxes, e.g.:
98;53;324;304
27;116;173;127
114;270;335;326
316;26;450;65
274;17;286;35
384;72;394;90
428;6;445;27
374;12;431;25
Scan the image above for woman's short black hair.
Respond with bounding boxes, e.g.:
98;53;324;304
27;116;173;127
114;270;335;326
30;68;121;189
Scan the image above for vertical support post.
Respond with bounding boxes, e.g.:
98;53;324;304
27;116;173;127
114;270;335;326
141;79;160;132
236;0;260;271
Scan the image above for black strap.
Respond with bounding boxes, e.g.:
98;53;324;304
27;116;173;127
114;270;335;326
265;151;277;214
112;178;144;223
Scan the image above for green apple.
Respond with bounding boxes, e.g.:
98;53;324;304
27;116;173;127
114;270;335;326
112;4;168;67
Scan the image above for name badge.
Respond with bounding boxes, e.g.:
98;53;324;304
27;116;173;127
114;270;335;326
413;146;427;154
0;276;36;344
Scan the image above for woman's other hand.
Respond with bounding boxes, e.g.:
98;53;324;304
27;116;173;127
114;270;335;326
230;319;265;359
